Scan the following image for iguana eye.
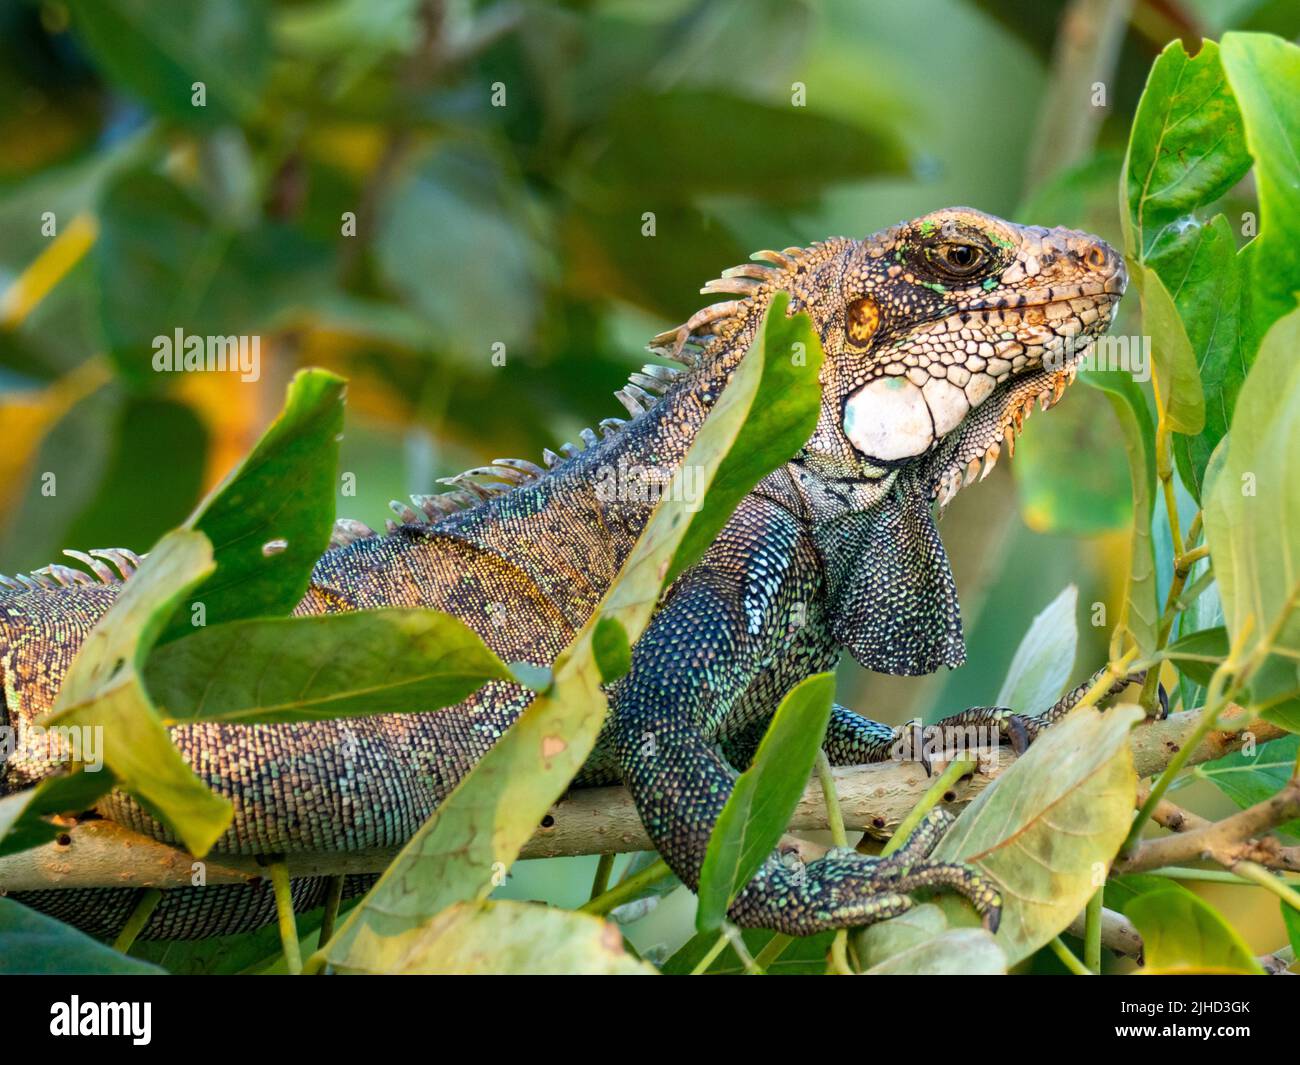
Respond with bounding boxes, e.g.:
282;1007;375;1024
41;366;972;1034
928;242;988;278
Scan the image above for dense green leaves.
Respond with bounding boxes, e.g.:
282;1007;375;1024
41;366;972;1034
95;169;329;384
46;530;233;856
696;672;835;932
146;608;516;724
1122;34;1300;499
932;704;1142;965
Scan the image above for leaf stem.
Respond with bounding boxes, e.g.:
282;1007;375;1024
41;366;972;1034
589;852;616;900
268;860;302;975
815;751;854;972
1084;888;1103;973
722;923;762;974
1123;620;1253;856
1049;935;1092;975
753;933;794;972
1146;865;1300;886
578;857;672;916
828;930;854;975
815;751;848;849
318;875;344;947
1231;861;1300;913
689;933;729;975
882;756;974;858
112;888;162;955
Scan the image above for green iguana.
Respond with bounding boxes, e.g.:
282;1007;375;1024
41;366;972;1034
0;207;1128;940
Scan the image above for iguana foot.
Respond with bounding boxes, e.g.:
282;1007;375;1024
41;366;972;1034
916;666;1161;774
733;809;1001;934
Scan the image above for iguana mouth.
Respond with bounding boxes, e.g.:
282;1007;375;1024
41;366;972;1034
927;289;1124;508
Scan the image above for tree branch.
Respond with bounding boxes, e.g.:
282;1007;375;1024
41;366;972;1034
1117;779;1300;875
0;704;1286;892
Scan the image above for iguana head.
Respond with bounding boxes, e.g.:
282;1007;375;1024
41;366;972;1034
674;206;1126;674
783;205;1127;517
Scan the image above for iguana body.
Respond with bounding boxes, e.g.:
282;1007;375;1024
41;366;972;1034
1;207;1126;939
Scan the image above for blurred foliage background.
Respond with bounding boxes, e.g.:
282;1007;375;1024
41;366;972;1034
1;0;1295;965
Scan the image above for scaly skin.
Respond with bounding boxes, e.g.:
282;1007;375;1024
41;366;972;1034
0;207;1126;939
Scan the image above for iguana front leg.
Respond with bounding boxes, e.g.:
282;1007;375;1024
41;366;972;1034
610;498;1001;934
822;666;1156;771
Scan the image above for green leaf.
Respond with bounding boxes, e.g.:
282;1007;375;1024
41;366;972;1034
66;0;270;126
1103;872;1194;915
0;898;164;975
1203;308;1300;718
0;771;114;859
1160;625;1228;687
591;616;631;685
1221;33;1300;350
145;608;515;724
329;899;656;975
1166;217;1247;501
589;91;909;201
661;928;834;975
932;704;1143;966
853;901;949;970
46;530;233;856
1198;735;1300;838
319;299;824;972
1283;902;1300;960
666;291;824;584
861;928;1006;975
157;368;346;642
696;672;835;932
995;585;1078;715
1129;261;1204;435
1083;371;1158;655
1121;39;1250;264
1127;888;1265;974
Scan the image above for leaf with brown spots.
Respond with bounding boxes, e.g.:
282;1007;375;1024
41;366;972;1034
931;703;1143;966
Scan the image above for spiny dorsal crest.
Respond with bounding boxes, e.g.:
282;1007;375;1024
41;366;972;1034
353;240;844;544
0;548;143;599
